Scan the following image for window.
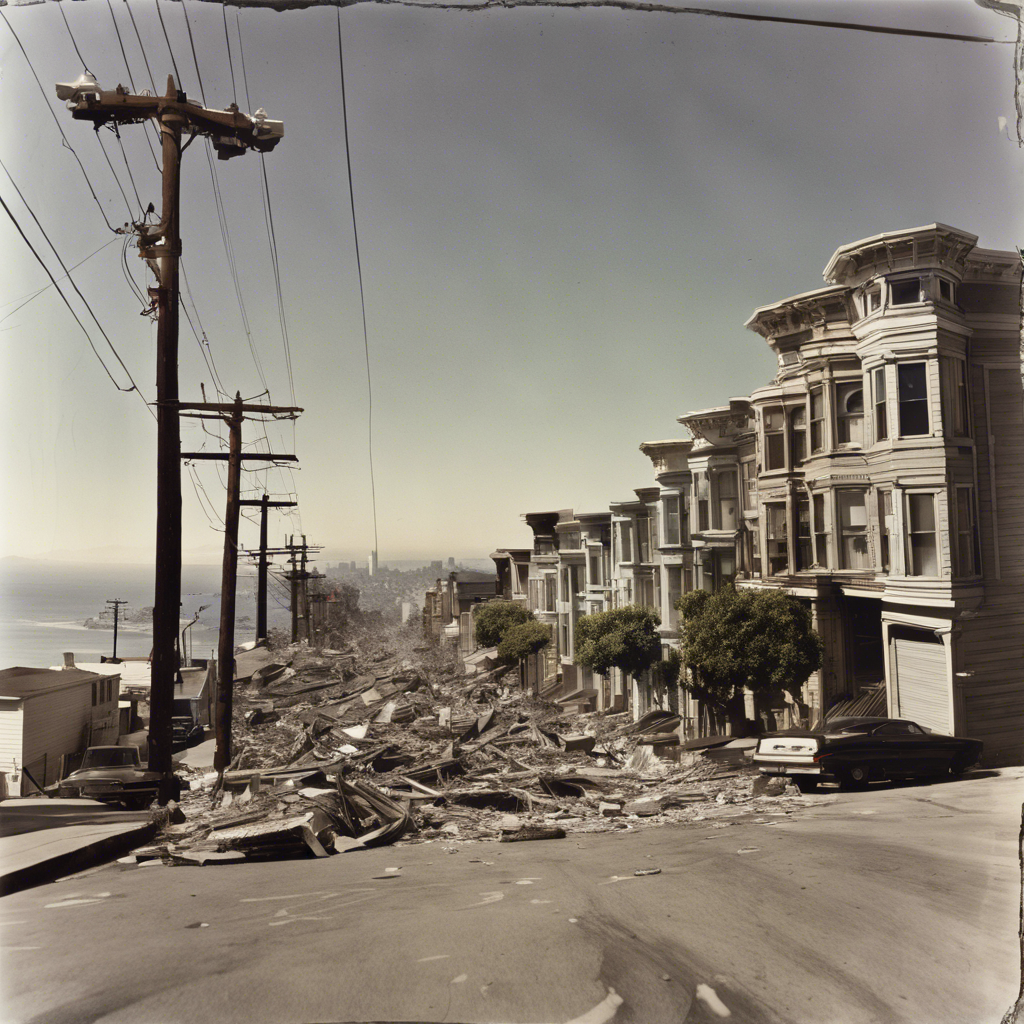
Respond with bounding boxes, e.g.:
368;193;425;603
898;363;930;436
938;279;954;303
835;382;864;445
716;550;736;587
795;495;813;571
838;490;870;569
878;490;892;572
747;525;762;577
663;495;681;546
716;471;738;531
906;493;939;576
618;523;632;563
873;367;888;442
544;575;557;611
810;387;826;452
813;493;828;568
955;487;978;577
637;517;652;563
696;474;709;532
741;460;756;510
666;566;683;629
588;549;602;587
92;683;97;707
866;287;881;313
891;278;921;305
941;356;969;437
789;405;807;464
764;408;786;470
766;503;788;575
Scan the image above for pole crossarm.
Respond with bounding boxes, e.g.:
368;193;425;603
181;452;299;462
239;500;299;507
177;402;303;416
58;82;283;161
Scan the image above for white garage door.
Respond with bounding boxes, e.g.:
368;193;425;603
891;636;950;734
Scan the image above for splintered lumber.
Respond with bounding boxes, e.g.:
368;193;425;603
499;825;566;843
213;813;328;858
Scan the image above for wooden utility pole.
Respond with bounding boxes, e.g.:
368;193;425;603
57;72;283;801
181;397;300;774
281;535;322;642
240;495;297;643
105;599;127;660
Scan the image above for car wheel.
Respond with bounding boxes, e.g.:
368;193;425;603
949;754;971;777
793;778;819;794
840;765;870;790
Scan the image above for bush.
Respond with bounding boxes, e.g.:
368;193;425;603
473;600;533;649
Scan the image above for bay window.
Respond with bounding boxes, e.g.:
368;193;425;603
838;490;870;569
810;387;826;452
898;363;930;436
766;503;788;575
795;495;812;571
835;382;864;445
873;367;888;441
764;408;786;470
906;493;939;576
789;405;807;464
941;356;969;438
663;495;681;546
716;470;738;531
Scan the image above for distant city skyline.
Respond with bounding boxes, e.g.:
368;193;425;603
2;1;1021;563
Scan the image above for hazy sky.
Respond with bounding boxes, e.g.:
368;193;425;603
1;0;1021;565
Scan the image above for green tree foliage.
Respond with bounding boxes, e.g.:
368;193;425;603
497;620;551;666
574;605;662;680
473;599;533;649
676;585;822;709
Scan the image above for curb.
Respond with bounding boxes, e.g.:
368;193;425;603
0;821;159;897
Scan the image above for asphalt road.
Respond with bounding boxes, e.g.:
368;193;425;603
1;768;1020;1024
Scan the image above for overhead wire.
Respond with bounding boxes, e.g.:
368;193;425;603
0;190;147;403
336;8;379;557
0;9;119;234
0;235;121;327
153;0;183;87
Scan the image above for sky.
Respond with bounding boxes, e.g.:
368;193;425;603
0;0;1021;566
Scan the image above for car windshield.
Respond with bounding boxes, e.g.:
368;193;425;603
81;748;138;769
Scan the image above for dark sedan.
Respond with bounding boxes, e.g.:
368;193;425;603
57;746;180;809
753;716;983;792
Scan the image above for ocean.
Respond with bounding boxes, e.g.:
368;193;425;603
0;556;495;668
0;559;266;668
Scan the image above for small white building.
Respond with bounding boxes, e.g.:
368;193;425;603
0;666;119;795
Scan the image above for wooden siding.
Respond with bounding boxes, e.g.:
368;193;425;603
0;703;24;788
21;683;95;786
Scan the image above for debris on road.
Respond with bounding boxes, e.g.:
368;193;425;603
150;623;805;866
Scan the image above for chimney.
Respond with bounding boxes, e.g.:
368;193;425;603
63;652;75;669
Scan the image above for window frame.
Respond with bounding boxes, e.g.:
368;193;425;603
905;491;940;577
812;492;828;568
765;502;789;576
837;489;871;570
789;404;807;465
897;362;931;437
941;355;970;439
890;277;923;306
873;366;888;442
663;494;681;546
834;381;865;446
810;386;827;453
763;407;786;471
715;469;739;531
954;486;979;578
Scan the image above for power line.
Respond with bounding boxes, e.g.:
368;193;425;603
1;159;149;402
222;3;238;107
0;10;120;234
0;190;143;400
180;0;208;106
56;2;90;72
0;235;121;326
154;0;183;87
336;9;379;557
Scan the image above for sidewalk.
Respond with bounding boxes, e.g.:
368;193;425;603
0;801;158;896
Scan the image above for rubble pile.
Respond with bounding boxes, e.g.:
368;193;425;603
146;626;805;866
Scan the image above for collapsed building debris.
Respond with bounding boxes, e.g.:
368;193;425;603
154;624;806;866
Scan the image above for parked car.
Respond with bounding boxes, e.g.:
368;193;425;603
753;716;983;792
57;745;180;809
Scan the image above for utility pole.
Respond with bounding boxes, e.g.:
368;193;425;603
180;396;300;775
240;494;297;643
281;535;322;642
105;599;127;660
56;71;283;801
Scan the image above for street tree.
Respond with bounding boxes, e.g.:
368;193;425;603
497;620;552;690
573;605;662;684
676;585;822;727
473;599;533;649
